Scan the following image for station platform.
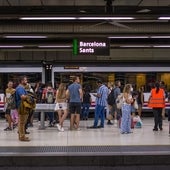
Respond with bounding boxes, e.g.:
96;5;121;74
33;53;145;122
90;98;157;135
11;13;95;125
0;117;170;169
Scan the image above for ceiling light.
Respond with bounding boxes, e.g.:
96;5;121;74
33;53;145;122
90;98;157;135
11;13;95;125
19;16;135;21
79;10;87;13
20;17;77;20
158;17;170;20
79;17;135;20
4;35;47;38
153;45;170;47
108;36;149;39
137;9;151;13
151;36;170;38
0;45;23;48
120;45;151;48
38;45;71;48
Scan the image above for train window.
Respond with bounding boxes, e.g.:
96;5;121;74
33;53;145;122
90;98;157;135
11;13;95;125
56;72;170;93
0;73;42;91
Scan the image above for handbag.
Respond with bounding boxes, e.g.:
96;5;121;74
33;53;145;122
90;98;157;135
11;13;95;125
116;94;123;109
133;100;138;109
107;114;113;120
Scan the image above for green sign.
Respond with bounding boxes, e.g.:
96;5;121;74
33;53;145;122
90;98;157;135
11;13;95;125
73;38;110;56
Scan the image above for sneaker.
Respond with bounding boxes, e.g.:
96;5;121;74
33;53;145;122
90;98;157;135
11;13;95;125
4;127;12;131
13;124;18;129
97;125;104;128
25;131;30;134
58;127;64;132
19;137;30;142
153;128;158;131
48;123;54;127
107;120;113;125
114;120;118;127
56;124;61;130
75;127;81;131
87;125;98;129
27;123;33;127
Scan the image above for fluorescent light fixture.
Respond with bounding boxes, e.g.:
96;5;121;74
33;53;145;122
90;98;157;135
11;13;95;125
120;45;151;48
151;36;170;38
108;36;149;39
0;45;23;48
20;16;134;20
20;17;77;20
137;9;151;13
5;35;47;38
153;45;170;47
109;36;170;39
158;17;170;20
38;45;71;48
79;17;134;20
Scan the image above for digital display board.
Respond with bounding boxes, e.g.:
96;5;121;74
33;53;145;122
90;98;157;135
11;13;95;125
73;38;110;56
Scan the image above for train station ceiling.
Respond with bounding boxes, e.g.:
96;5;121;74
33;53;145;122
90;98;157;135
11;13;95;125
0;0;170;63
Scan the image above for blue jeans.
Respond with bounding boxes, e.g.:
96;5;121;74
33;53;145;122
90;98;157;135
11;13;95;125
82;103;90;118
94;104;105;127
46;112;54;124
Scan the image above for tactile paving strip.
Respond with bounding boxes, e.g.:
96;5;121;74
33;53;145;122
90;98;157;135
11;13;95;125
0;145;170;155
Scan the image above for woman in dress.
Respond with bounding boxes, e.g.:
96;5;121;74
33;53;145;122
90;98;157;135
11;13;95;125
121;84;134;134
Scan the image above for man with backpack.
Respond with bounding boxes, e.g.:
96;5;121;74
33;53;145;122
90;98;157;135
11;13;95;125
42;82;55;127
15;76;32;141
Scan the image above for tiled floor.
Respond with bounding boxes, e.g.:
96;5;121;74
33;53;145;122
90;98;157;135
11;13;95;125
0;117;170;147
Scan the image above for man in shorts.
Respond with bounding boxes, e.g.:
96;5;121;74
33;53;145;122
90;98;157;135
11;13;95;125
66;76;83;130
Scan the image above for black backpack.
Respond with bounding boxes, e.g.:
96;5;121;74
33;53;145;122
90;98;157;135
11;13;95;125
7;92;16;110
107;88;116;106
46;90;54;104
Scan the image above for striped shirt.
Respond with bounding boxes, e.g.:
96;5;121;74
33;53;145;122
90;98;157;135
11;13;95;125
96;84;108;106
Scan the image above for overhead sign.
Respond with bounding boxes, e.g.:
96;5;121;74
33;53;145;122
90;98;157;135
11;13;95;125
73;38;110;56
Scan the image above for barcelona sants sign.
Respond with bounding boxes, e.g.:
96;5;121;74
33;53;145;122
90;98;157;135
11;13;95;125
73;38;110;56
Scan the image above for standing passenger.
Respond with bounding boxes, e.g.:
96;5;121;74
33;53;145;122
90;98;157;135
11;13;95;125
4;81;15;131
42;82;55;127
15;76;30;141
121;84;134;134
25;83;35;131
82;87;92;120
66;76;83;130
148;82;165;131
160;81;167;120
137;86;144;117
88;80;108;128
55;83;68;132
112;80;121;126
106;82;114;125
34;82;45;122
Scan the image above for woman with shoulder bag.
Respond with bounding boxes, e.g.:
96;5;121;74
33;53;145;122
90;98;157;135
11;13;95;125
120;84;134;134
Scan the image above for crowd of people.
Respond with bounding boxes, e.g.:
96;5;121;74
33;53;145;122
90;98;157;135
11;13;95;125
1;75;169;142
